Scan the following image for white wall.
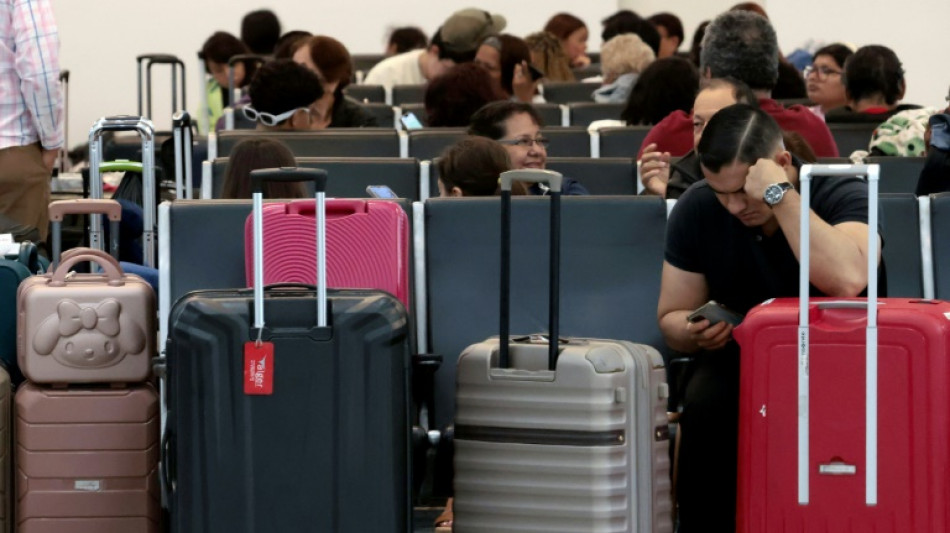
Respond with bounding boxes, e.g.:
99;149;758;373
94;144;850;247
51;0;950;149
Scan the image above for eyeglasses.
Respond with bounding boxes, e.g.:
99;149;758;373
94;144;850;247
803;65;842;79
497;136;550;148
242;105;310;126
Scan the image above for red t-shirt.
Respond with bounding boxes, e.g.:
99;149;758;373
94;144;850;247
637;98;840;159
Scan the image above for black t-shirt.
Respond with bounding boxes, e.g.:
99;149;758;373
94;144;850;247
665;176;883;315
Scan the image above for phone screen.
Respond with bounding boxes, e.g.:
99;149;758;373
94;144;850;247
366;185;398;199
400;112;423;130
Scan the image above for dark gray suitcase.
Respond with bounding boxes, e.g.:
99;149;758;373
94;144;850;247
164;168;411;532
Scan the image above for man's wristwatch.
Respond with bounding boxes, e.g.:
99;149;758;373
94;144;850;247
763;182;794;207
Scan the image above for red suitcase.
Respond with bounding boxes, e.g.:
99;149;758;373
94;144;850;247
243;198;410;308
734;165;950;531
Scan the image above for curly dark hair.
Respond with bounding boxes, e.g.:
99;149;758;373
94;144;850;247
700;10;779;91
424;63;504;127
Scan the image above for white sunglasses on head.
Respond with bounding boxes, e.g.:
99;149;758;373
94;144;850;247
242;105;310;126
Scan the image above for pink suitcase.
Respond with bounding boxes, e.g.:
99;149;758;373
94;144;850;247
243;199;410;308
15;382;160;533
733;164;950;531
17;249;155;385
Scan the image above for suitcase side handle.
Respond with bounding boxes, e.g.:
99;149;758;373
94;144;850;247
49;250;124;287
498;168;562;371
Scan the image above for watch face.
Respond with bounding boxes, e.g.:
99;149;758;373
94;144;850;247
764;183;788;206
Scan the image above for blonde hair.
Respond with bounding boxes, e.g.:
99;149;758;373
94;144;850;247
600;33;655;83
524;31;575;83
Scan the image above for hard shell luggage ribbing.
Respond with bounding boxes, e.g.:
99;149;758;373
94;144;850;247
243;198;410;308
453;169;672;533
733;165;950;531
165;168;411;532
15;382;159;533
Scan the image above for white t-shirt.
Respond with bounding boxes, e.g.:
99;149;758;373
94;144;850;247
363;49;426;87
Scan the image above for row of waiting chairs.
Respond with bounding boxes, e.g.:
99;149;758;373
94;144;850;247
158;191;944;434
210;124;886;162
344;81;604;106
200;156;638;201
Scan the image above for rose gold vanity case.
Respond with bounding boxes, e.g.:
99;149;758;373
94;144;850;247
16;249;155;385
15;382;160;532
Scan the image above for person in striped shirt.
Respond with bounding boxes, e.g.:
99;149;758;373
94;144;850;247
0;0;63;243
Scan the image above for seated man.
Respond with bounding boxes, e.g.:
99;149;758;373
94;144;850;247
657;103;883;532
638;10;839;159
244;59;324;131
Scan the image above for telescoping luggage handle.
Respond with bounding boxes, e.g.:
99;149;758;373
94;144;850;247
48;199;121;270
88;116;157;267
498;169;563;371
136;54;186;119
172;111;193;199
250;168;330;336
797;164;880;506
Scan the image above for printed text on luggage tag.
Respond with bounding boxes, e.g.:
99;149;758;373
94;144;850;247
244;342;274;395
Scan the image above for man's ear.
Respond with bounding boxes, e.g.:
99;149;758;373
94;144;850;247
428;44;440;57
289;109;310;131
703;66;712;79
450;186;464;197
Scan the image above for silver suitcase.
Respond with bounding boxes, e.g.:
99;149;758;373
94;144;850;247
453;170;673;532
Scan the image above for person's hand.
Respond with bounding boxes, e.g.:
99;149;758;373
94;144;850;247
744;158;788;204
571;54;591;69
41;149;58;173
685;318;734;351
640;143;671;196
512;61;538;103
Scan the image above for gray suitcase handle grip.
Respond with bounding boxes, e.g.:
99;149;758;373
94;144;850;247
136;54;184;66
251;167;328;192
500;169;563;193
49;249;124;287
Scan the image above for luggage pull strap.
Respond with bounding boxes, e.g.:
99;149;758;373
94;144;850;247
88;116;157;267
797;164;879;506
498;169;563;371
250;168;329;335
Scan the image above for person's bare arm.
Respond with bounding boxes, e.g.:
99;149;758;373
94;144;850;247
745;159;880;297
657;261;734;354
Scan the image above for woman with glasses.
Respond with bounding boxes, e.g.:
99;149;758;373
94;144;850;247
804;43;853;120
468;101;589;195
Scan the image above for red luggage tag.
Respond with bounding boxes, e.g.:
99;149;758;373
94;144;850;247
244;341;274;395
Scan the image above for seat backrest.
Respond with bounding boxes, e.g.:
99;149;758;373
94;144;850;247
216;129;401;159
540;81;600;103
543;126;590;157
866;156;925;195
344;84;386;104
361;103;396;129
350;54;386;82
879;193;923;297
598;126;653;158
568;102;625;127
423;195;668;431
571;64;601;79
533;103;564;127
546;157;637;195
392;84;426;106
828;123;878;156
210;157;420;201
930;193;950;299
407;128;467;160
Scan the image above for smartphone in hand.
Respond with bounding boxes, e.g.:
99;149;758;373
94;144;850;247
400;112;423;130
687;300;744;327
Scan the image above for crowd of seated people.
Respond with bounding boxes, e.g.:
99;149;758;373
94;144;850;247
139;5;950;531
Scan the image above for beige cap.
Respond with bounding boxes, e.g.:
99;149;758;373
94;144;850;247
441;8;507;55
